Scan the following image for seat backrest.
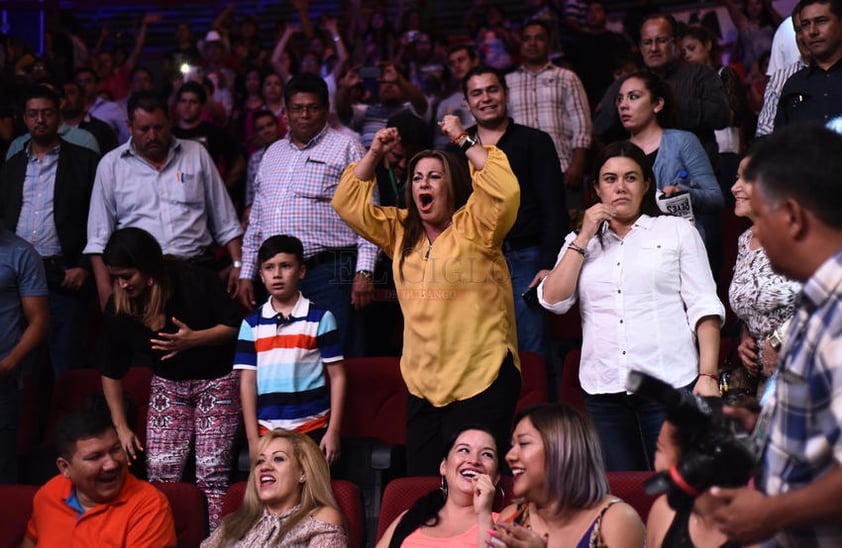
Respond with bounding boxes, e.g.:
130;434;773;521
606;471;659;522
219;480;364;548
0;484;38;548
43;369;103;443
376;476;516;542
341;357;407;445
332;479;365;548
151;482;208;548
516;351;548;414
121;367;153;446
559;348;586;413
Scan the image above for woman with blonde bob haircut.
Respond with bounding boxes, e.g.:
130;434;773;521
202;429;347;547
490;404;645;547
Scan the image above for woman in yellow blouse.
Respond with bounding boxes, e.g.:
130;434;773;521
332;117;521;475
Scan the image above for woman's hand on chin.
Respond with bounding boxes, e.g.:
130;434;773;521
580;203;613;241
473;473;497;514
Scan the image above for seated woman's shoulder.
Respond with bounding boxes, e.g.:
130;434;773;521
310;505;344;527
600;497;646;548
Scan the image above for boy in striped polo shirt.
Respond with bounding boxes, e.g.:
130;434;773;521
234;235;346;465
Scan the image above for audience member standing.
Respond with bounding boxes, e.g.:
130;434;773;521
775;0;842;129
432;45;479;149
0;228;48;484
462;66;567;362
709;126;842;547
506;21;591;213
171;81;245;190
238;74;375;353
85;91;243;309
0;85;99;376
594;14;729;162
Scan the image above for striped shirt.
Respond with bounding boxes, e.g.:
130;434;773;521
506;64;592;172
756;250;842;547
16;143;61;257
234;293;343;434
756;59;808;136
240;123;373;280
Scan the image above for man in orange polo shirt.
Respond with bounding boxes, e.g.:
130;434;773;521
23;411;176;547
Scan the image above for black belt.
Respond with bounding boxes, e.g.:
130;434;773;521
502;236;540;253
305;247;356;269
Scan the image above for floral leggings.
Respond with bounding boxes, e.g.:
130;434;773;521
146;369;240;529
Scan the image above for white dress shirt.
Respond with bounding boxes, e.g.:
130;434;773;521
538;215;724;394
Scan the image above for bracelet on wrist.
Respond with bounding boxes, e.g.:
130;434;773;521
699;372;718;382
450;131;469;145
567;242;587;257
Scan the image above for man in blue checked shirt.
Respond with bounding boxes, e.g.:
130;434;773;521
238;73;377;354
706;126;842;547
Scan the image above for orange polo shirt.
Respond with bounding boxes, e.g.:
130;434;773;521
26;473;177;547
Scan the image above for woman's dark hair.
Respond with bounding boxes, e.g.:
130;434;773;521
388;426;498;548
284;72;329;107
399;149;472;280
681;25;722;66
590;141;661;247
618;71;678;129
102;227;165;277
102;227;173;328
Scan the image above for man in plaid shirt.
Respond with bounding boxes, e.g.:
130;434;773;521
708;126;842;547
238;73;377;352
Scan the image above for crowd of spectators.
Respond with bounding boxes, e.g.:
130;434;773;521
3;0;842;545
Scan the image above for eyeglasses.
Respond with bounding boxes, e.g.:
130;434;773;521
641;36;673;47
287;104;323;115
24;108;57;120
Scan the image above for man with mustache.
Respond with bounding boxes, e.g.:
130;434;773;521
84;91;243;309
775;0;842;128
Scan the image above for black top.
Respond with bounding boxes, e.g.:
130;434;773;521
466;120;569;269
98;261;240;381
661;505;695;548
775;59;842;129
172;121;240;172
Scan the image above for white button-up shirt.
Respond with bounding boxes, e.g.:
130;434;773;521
538;215;724;394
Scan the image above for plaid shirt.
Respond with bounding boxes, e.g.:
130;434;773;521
756;249;842;547
756;59;808;137
505;63;591;172
241;124;372;279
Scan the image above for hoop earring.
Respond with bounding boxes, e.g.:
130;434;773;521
440;475;448;499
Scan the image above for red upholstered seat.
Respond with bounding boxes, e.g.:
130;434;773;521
151;481;208;548
516;351;549;414
607;470;659;522
0;484;38;548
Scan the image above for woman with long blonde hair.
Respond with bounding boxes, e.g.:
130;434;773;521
202;430;347;547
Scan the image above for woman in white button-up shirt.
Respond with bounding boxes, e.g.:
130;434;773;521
538;142;724;471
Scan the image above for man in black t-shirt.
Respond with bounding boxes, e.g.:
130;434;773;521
171;81;244;190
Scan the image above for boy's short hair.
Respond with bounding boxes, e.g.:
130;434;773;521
258;235;305;265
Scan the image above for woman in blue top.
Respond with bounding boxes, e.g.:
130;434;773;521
616;72;724;249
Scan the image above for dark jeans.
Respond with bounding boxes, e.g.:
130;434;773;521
584;381;694;471
299;251;360;357
406;353;521;476
0;373;21;484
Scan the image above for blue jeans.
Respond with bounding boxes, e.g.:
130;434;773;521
584;381;695;471
300;252;355;355
505;246;546;357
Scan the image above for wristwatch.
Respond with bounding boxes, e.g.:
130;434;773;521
459;134;478;152
767;329;784;352
356;270;374;280
232;260;243;268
